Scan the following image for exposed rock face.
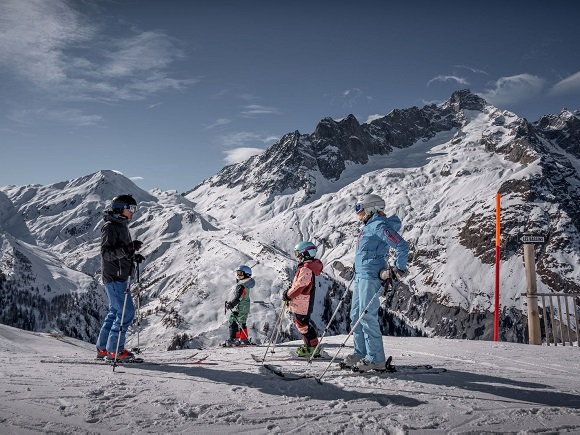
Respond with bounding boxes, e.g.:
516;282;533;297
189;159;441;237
2;91;579;347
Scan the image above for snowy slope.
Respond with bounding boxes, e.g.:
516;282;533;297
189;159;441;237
1;323;579;434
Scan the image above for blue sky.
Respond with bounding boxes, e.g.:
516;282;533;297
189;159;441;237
1;0;579;193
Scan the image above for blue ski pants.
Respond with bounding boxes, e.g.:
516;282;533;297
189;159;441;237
350;277;385;363
96;280;135;353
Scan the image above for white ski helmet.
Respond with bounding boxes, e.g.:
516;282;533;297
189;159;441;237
355;194;385;216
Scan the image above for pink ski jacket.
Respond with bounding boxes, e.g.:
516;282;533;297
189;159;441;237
287;259;323;315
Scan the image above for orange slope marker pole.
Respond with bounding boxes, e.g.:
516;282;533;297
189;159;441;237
494;193;501;341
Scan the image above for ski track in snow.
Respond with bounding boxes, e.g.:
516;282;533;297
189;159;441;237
1;324;579;434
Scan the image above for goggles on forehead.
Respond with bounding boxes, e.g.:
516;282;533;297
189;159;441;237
354;203;364;212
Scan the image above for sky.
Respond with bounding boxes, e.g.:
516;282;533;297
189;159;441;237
1;324;579;433
1;0;579;194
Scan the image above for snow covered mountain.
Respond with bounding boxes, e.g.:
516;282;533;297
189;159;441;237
1;90;579;350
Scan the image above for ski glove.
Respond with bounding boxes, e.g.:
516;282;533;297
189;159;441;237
380;267;408;282
133;254;145;264
131;240;143;251
282;289;291;302
225;301;234;310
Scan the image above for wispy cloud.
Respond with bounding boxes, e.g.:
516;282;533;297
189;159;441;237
550;71;580;95
453;65;488;75
365;114;383;124
205;118;231;129
219;131;275;147
0;0;195;104
478;73;546;106
340;88;364;107
8;108;103;127
427;75;469;87
240;105;282;117
223;147;264;165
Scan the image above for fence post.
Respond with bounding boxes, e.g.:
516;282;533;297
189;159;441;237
523;240;541;345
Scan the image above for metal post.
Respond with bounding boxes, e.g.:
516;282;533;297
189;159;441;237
523;243;541;345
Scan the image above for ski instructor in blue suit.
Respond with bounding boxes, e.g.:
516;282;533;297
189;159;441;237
344;193;409;372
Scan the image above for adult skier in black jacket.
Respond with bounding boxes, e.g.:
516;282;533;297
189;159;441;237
95;194;144;362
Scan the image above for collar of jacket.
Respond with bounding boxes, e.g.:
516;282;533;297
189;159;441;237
102;209;129;225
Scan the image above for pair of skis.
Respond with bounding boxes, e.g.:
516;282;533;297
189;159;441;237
255;353;446;382
40;352;216;366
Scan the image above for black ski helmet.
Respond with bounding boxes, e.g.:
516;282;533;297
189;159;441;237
111;194;137;213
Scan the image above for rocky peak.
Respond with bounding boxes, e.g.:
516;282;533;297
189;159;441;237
534;110;580;158
444;89;488;112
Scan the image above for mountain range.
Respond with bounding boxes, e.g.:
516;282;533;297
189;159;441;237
1;89;579;350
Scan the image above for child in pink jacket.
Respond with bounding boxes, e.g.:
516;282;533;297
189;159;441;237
283;241;323;358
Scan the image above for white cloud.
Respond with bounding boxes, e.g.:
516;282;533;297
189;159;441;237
478;73;546;106
219;132;264;147
365;114;383;123
453;65;488;75
427;75;469;87
0;0;195;103
205;118;231;129
550;71;580;95
240;105;282;117
8;108;103;127
340;88;363;107
223;147;264;165
219;131;276;147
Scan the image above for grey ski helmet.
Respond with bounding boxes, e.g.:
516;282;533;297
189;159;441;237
354;194;385;216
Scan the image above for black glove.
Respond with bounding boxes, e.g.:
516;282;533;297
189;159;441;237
282;289;291;302
131;240;143;251
133;254;145;264
225;301;233;310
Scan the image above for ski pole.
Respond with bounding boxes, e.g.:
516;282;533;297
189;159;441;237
307;276;355;364
227;306;250;342
315;287;381;383
112;279;132;372
134;261;141;354
260;301;287;363
270;301;288;355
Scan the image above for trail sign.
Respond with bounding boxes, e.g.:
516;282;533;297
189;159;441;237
520;234;545;244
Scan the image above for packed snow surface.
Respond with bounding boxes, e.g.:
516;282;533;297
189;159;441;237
1;324;579;433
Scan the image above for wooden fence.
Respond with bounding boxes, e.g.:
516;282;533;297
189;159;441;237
536;292;580;347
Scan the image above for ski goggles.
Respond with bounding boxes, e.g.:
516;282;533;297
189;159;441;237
113;203;138;213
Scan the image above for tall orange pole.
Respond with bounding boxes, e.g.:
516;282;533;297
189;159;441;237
494;193;501;341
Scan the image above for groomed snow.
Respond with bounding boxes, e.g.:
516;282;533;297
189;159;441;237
1;324;579;433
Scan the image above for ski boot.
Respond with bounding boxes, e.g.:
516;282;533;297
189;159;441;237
222;338;239;347
339;354;363;370
352;356;395;373
296;345;321;358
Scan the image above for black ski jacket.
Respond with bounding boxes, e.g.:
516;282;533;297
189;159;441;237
101;210;134;283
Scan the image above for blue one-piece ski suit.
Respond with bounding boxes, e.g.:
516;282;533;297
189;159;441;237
352;213;409;364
